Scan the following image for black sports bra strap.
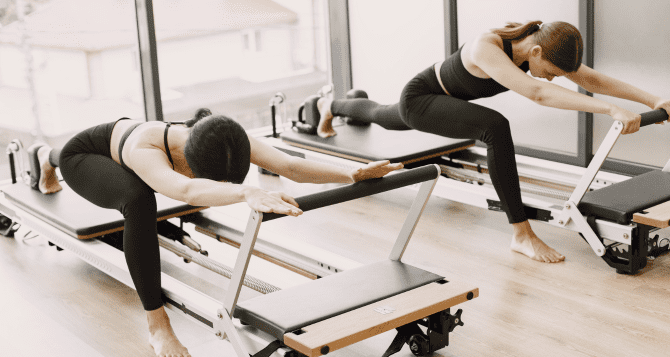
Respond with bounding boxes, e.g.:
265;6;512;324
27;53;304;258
502;39;513;60
164;122;175;169
164;121;186;170
118;122;142;172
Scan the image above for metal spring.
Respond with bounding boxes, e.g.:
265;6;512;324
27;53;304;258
440;165;571;201
158;235;280;295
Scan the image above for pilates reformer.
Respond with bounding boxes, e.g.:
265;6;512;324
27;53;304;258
0;143;478;356
265;90;670;275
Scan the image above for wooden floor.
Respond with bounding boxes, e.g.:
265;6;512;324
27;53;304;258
1;167;669;357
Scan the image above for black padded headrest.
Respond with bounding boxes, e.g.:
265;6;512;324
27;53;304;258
578;170;670;225
233;260;443;341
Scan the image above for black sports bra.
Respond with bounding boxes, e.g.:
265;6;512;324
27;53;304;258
118;120;185;172
439;38;530;101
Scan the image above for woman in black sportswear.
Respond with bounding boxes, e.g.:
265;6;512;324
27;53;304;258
32;109;402;357
316;21;670;264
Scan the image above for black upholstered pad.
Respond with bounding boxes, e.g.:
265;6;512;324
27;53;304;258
2;182;204;239
233;260;443;341
281;124;474;163
578;170;670;225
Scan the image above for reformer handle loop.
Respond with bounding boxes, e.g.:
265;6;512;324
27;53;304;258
262;164;440;222
640;108;668;127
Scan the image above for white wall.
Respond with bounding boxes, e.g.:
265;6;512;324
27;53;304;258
592;0;670;167
348;0;445;104
458;0;580;155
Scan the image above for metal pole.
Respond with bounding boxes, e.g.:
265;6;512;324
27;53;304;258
16;0;43;141
134;0;163;122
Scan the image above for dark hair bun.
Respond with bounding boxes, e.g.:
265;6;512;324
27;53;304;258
186;108;213;128
195;108;212;120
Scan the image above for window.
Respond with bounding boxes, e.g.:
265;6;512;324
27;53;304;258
0;0;145;179
0;0;145;138
152;0;330;131
592;0;670;168
458;0;581;156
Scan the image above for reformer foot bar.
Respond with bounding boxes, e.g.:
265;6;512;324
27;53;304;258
222;164;478;357
271;97;670;275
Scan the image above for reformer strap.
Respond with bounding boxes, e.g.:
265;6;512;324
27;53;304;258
250;340;283;357
586;215;600;237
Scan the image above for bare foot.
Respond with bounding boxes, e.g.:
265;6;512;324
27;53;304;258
316;97;337;138
510;221;565;263
37;146;62;194
148;307;191;357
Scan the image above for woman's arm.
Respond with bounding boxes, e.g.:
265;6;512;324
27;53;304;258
129;146;302;216
566;65;670;123
565;65;662;108
470;35;642;133
248;135;403;184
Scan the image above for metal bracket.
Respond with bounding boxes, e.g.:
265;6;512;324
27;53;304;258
214;308;251;356
562;201;606;256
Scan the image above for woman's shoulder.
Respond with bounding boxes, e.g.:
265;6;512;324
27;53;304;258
471;32;504;49
462;32;505;62
122;120;167;150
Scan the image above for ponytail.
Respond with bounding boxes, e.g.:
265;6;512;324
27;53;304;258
491;20;542;41
492;20;584;73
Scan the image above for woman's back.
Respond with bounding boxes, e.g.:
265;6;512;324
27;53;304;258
110;119;194;178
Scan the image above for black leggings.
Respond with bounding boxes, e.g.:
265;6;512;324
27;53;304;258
331;66;526;224
49;120;163;311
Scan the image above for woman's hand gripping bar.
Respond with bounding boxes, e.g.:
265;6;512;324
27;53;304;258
640;108;669;127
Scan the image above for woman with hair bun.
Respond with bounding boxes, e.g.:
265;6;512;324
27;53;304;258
30;108;402;357
317;20;670;264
